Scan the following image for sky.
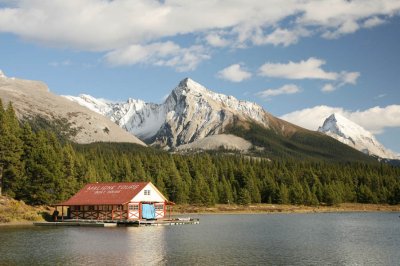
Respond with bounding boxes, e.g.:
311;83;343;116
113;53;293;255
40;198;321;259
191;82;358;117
0;0;399;153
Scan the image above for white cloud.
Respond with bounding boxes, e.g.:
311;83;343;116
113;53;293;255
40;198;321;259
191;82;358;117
363;16;386;28
322;83;336;93
322;20;360;39
259;57;338;80
257;84;301;98
217;64;252;82
298;0;400;39
259;57;360;92
205;33;230;47
321;71;360;93
252;27;310;47
280;105;400;134
104;41;209;72
0;0;398;52
340;71;360;85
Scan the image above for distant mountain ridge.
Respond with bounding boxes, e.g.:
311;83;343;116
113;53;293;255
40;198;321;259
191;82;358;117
318;113;398;159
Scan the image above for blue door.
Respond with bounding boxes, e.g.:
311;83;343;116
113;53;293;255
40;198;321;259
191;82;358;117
142;204;156;219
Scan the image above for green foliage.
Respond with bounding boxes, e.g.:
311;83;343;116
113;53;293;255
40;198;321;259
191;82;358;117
0;99;400;207
225;120;376;162
237;188;251;205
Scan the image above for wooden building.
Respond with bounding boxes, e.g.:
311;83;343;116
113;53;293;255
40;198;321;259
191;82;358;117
56;182;170;221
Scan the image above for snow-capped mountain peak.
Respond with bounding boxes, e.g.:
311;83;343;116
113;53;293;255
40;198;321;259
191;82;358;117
318;113;397;159
63;78;271;148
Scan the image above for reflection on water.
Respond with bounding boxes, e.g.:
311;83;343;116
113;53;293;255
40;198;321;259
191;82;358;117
126;227;166;265
1;212;399;265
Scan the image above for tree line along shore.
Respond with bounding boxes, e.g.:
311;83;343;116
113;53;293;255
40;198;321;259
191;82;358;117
0;99;400;223
1;196;399;226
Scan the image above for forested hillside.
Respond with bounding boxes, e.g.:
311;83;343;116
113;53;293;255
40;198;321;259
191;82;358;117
225;119;376;162
0;99;399;206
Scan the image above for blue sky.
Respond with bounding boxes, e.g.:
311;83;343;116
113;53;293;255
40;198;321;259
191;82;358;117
0;0;399;153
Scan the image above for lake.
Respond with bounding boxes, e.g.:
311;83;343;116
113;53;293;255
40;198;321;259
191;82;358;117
1;212;399;265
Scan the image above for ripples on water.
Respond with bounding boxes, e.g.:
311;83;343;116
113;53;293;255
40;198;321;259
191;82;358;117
0;212;399;265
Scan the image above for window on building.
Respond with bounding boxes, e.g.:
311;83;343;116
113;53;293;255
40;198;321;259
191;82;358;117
129;205;139;211
155;204;164;211
144;189;151;196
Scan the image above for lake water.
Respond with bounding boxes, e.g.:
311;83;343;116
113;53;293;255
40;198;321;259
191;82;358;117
0;212;399;265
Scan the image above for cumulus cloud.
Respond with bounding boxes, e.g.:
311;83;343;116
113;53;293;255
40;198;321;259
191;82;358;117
104;42;209;72
259;57;338;80
257;84;301;98
298;0;400;39
217;64;252;82
321;83;336;93
252;27;310;47
0;0;399;70
363;16;386;28
322;20;360;39
259;57;360;92
280;105;400;134
205;33;230;47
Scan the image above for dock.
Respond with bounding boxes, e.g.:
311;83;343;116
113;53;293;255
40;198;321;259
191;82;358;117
34;218;199;227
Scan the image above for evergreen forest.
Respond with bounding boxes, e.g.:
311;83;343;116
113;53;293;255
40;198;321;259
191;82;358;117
1;99;400;206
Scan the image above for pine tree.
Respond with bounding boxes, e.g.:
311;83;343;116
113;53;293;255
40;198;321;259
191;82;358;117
237;187;251;205
277;183;289;204
0;101;24;197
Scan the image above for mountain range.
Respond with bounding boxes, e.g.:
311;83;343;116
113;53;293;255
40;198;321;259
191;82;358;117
0;70;396;161
64;77;395;160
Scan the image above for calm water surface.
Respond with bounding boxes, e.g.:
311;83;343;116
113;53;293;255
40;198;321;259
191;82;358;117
0;212;399;265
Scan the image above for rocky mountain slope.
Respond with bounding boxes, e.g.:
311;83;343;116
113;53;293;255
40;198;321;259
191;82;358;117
318;113;397;159
65;78;295;149
175;134;253;151
0;71;145;145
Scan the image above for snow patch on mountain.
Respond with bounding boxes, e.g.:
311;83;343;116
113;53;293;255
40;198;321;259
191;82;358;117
318;113;398;159
63;78;270;148
0;70;15;80
63;94;113;114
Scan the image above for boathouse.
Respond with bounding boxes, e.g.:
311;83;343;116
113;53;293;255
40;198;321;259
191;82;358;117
56;182;170;221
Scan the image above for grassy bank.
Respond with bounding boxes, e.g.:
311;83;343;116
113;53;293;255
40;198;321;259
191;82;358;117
171;203;400;215
0;196;47;225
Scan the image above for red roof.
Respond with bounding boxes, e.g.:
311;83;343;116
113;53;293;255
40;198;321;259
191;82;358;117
57;182;150;206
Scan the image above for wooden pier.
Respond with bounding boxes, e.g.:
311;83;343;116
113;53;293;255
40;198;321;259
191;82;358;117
34;218;199;227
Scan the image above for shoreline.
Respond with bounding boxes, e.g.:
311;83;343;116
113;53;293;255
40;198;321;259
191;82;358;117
170;203;400;215
1;203;399;226
0;221;34;227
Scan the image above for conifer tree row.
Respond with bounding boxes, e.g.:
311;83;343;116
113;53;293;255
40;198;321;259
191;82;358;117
0;99;400;206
